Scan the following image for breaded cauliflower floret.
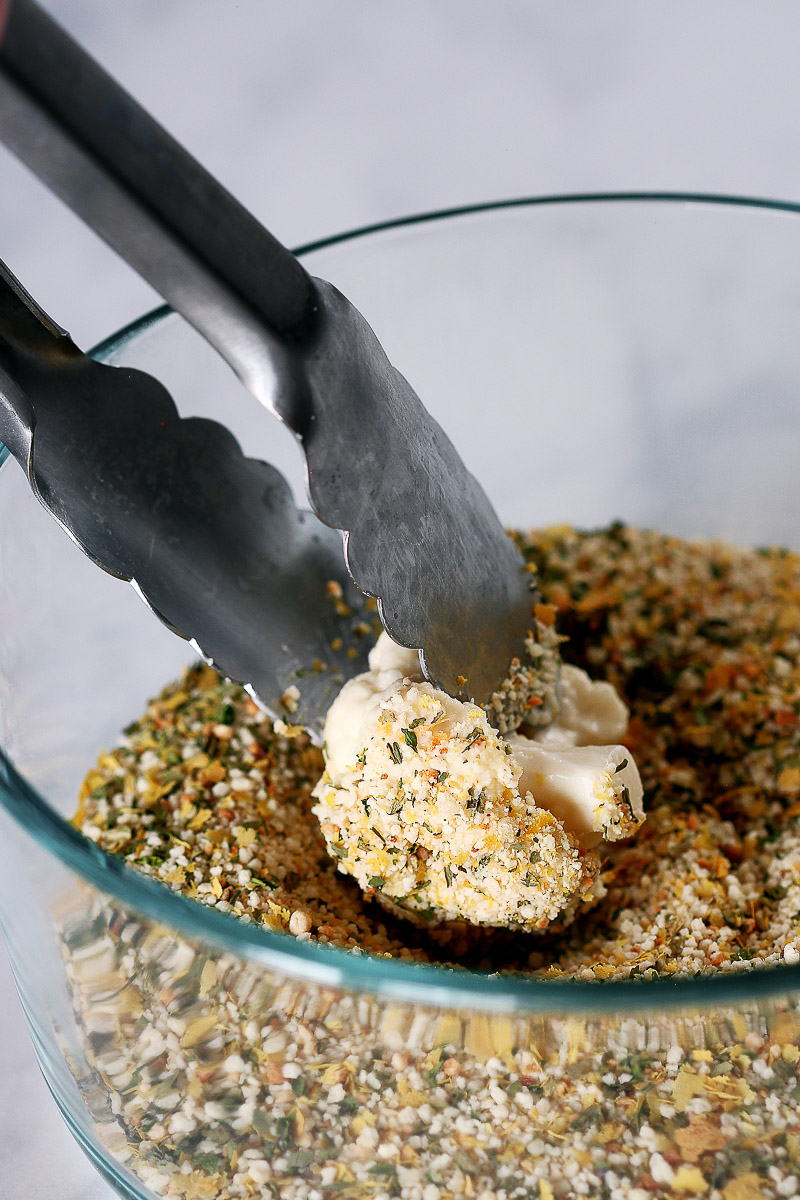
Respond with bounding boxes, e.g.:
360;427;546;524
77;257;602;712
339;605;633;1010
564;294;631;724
312;633;644;932
312;677;600;929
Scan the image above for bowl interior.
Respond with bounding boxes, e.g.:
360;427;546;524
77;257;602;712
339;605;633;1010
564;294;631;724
4;193;800;1008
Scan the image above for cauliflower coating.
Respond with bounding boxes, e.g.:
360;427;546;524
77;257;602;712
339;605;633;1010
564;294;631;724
487;605;564;734
312;634;644;931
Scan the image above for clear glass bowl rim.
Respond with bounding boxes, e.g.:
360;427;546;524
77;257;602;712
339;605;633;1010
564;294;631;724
3;190;800;1015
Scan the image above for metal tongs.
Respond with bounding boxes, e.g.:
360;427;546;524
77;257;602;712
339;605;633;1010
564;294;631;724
0;0;532;740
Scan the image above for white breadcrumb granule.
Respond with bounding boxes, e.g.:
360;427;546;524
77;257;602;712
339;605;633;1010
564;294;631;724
312;633;644;931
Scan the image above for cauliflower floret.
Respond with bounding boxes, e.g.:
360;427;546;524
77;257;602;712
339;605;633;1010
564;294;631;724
508;663;645;849
508;737;644;850
313;676;600;929
312;633;644;932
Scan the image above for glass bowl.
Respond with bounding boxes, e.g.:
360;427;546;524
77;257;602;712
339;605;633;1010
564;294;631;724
3;194;800;1200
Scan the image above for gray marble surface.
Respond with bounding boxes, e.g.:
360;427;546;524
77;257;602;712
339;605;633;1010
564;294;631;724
4;1;800;1194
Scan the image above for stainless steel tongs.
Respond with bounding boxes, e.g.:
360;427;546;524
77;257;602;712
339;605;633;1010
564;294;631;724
0;0;532;738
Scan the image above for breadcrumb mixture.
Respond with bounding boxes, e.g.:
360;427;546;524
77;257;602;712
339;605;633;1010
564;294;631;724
62;521;800;1200
75;523;800;979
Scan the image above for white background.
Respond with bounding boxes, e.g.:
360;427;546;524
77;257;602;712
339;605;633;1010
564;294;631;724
2;1;800;1194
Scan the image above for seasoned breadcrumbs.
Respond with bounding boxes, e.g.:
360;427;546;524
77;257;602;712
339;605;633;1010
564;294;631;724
61;522;800;1200
74;522;800;979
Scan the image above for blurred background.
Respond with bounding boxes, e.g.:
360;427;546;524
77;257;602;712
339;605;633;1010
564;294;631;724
2;1;800;1194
